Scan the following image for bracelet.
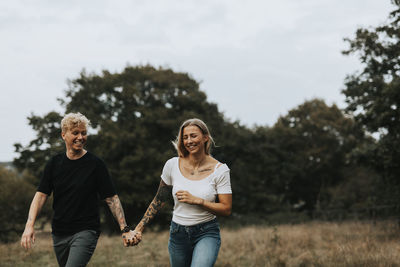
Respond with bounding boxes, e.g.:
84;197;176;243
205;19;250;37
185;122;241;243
121;225;130;233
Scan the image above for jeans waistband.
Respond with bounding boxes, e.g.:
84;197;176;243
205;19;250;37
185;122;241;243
171;218;218;230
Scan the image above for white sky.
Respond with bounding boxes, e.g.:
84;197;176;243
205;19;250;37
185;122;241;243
0;0;395;161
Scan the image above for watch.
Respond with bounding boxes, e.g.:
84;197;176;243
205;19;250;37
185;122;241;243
121;225;130;233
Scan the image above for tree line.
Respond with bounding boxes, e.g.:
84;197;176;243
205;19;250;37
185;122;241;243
1;0;400;243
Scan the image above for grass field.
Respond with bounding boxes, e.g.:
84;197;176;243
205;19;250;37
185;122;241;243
2;220;400;267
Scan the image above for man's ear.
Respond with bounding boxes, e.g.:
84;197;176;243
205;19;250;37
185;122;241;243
61;132;65;140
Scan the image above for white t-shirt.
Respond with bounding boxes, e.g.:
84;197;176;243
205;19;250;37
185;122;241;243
161;157;232;226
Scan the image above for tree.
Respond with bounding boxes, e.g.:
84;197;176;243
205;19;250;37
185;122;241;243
269;99;367;214
342;1;400;210
14;65;229;231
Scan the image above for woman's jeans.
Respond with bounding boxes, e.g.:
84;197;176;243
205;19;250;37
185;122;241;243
168;218;221;267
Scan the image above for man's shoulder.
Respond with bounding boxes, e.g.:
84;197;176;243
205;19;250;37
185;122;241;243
48;152;65;163
85;151;107;167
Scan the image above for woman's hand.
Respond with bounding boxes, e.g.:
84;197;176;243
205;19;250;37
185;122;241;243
176;190;204;205
122;229;142;247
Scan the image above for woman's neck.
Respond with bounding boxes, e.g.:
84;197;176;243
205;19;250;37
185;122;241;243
187;153;207;168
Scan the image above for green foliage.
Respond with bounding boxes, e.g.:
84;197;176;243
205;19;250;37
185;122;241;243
14;65;229;231
12;64;379;233
268;99;370;213
14;112;64;185
342;2;400;212
0;167;36;242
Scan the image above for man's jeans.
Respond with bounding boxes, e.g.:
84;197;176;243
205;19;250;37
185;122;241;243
168;218;221;267
52;230;99;267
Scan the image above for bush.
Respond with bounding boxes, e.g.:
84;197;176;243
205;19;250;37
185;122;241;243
0;167;38;243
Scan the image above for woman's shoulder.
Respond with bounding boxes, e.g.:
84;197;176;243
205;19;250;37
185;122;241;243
166;156;179;163
164;157;179;167
214;161;230;174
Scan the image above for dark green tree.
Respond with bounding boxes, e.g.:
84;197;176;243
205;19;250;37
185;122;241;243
269;99;368;215
14;65;231;231
342;1;400;211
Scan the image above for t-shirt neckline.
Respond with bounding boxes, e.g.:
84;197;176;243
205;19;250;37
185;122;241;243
176;157;219;182
64;151;88;162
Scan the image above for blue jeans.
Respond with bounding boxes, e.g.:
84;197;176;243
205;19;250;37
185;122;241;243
168;219;221;267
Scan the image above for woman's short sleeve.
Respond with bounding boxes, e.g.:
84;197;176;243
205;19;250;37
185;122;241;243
161;158;176;185
215;164;232;194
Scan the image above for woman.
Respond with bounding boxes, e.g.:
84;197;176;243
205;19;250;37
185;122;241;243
21;112;138;267
133;118;232;267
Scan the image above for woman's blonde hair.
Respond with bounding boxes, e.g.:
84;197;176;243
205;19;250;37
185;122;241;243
61;112;91;133
173;118;215;157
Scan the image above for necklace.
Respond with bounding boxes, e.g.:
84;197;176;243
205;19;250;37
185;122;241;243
186;157;213;175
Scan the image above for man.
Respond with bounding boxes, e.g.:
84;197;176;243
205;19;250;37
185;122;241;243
21;112;140;266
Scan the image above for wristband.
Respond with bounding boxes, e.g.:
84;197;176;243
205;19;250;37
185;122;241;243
121;225;130;233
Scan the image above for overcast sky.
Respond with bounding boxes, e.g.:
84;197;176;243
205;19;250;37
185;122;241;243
0;0;395;162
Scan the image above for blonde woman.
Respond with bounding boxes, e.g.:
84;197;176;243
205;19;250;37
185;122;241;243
133;118;232;267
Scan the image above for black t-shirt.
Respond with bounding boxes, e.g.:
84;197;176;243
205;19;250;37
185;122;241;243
38;152;117;235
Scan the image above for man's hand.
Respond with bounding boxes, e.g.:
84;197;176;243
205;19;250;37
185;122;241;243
21;225;35;250
122;230;142;247
20;192;48;250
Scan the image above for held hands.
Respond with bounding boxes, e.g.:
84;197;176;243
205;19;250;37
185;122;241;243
176;190;204;205
122;229;142;247
21;225;35;250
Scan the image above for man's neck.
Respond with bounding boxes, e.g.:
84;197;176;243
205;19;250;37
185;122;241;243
66;149;87;160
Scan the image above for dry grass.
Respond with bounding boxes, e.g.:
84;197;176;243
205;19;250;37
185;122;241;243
2;221;400;267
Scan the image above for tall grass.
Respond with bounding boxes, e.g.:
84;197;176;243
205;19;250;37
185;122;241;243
2;221;400;266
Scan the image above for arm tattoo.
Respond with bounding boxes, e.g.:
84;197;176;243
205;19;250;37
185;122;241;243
139;180;172;228
105;195;127;229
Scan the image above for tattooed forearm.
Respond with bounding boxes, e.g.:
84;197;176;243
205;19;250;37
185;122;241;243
105;195;127;229
155;181;173;202
138;180;172;230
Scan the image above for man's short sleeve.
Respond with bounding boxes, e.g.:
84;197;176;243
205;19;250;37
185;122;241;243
95;159;117;199
37;158;54;196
